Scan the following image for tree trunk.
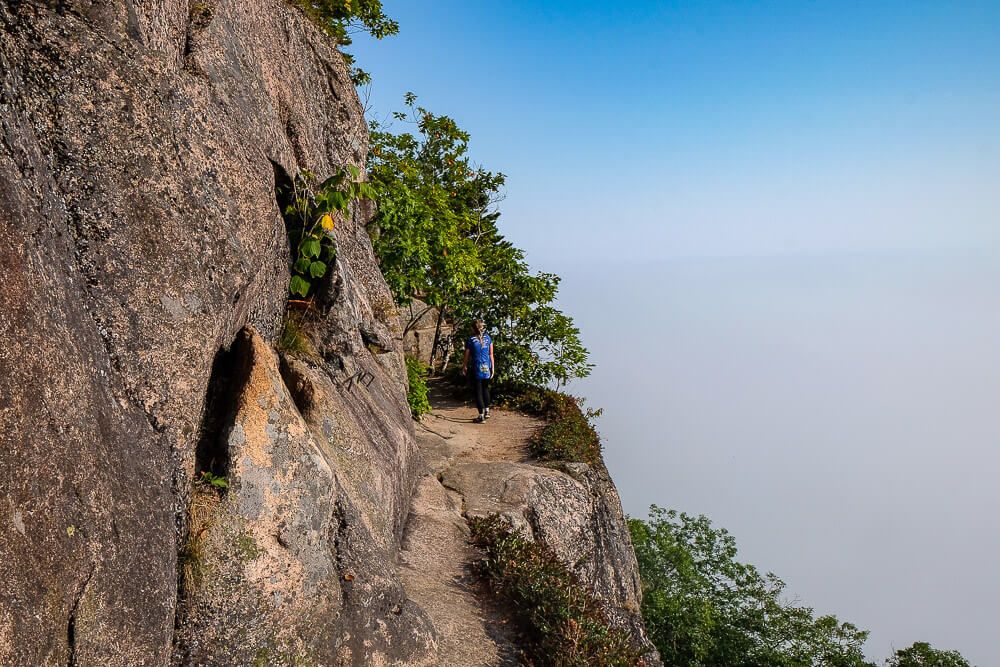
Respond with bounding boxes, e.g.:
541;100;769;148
429;307;446;373
440;336;454;375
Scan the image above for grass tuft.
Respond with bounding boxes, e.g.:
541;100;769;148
277;312;315;357
180;487;218;592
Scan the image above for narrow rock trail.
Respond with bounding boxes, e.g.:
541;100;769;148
397;384;541;666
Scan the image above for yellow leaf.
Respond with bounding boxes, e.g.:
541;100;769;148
320;214;335;231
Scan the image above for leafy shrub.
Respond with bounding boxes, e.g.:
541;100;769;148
498;384;603;466
405;356;431;419
469;514;644;667
531;394;602;466
281;166;374;299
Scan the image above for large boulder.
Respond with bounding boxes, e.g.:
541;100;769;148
174;329;436;665
443;460;662;666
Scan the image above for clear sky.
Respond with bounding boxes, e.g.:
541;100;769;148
352;1;1000;263
353;3;1000;663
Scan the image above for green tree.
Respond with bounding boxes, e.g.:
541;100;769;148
628;505;875;667
367;94;592;386
885;642;972;667
289;0;398;85
367;95;485;312
291;0;398;44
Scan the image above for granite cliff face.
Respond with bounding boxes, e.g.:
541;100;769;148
0;1;658;664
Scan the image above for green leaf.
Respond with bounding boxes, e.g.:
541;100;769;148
294;257;312;274
302;238;322;258
328;191;348;210
319;170;346;192
289;275;311;297
309;261;327;278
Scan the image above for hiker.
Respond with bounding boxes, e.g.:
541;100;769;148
463;318;495;423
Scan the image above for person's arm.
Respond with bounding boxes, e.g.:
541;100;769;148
489;342;495;378
462;346;470;376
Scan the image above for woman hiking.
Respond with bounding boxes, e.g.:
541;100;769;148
463;318;495;423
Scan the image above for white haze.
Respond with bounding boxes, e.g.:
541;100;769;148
553;249;1000;665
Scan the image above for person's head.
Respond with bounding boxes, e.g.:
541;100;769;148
473;318;485;334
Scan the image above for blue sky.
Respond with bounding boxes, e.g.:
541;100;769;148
352;4;1000;661
353;1;999;262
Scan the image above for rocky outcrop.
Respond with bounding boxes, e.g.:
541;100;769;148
0;1;660;665
406;395;662;667
0;0;430;663
445;462;660;665
174;330;436;665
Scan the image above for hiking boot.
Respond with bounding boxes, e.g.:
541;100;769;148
484;409;491;420
474;414;485;423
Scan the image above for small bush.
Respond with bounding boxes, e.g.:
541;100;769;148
532;395;602;466
197;470;229;490
499;385;603;466
180;487;217;593
405;356;431;419
469;514;644;667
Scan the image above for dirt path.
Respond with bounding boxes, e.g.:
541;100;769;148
397;384;541;666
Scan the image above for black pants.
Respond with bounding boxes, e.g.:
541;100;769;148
471;377;491;414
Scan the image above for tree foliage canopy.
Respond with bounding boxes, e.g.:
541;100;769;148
885;642;972;667
290;0;397;84
367;94;592;387
292;0;398;44
629;506;876;667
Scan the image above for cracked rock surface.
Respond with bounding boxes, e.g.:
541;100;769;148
0;1;429;663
